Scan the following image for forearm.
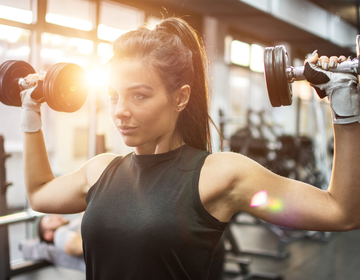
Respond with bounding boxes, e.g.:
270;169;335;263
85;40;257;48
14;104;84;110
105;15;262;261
327;123;360;228
64;232;83;256
23;130;55;200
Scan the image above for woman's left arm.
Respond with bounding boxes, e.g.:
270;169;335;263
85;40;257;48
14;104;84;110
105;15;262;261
201;124;360;232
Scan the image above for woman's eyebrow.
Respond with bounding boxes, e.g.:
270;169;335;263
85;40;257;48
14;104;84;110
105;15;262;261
127;84;154;91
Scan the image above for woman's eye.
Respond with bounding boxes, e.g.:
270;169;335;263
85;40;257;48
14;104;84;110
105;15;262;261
108;91;118;102
133;93;145;100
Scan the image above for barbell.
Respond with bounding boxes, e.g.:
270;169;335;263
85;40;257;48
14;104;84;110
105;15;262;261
264;35;360;107
0;60;88;112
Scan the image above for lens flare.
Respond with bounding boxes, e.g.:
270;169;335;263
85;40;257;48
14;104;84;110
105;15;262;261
87;68;108;88
250;190;268;207
268;198;283;212
250;190;284;212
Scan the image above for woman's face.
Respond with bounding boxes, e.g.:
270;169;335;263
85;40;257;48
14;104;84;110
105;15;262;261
108;60;180;155
41;215;69;232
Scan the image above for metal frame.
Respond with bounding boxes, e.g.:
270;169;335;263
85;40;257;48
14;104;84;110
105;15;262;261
223;224;284;280
0;135;50;280
0;0;106;70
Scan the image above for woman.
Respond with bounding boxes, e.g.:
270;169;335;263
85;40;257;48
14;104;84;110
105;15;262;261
21;17;360;279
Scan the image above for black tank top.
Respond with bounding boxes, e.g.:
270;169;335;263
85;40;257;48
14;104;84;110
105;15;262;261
82;145;227;280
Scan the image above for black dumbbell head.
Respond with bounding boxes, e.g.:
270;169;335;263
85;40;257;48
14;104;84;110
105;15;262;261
43;63;88;112
0;60;35;107
264;45;293;107
264;47;281;107
274;46;292;106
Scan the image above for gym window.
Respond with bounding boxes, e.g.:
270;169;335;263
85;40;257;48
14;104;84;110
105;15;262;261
46;0;94;31
0;0;33;24
230;40;250;66
225;35;264;73
0;24;31;62
97;1;144;41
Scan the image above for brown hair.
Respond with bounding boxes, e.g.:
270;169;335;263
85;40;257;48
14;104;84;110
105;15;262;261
37;216;53;244
110;17;221;153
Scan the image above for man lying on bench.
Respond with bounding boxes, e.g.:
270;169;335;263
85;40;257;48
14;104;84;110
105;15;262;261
21;213;85;271
38;214;83;256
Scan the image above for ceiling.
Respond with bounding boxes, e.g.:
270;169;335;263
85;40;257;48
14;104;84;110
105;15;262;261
119;0;360;58
309;0;359;29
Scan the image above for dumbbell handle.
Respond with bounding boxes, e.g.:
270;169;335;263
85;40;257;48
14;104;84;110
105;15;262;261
18;77;46;102
287;58;360;83
18;78;34;90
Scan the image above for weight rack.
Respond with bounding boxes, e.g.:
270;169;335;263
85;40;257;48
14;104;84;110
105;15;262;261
0;135;49;280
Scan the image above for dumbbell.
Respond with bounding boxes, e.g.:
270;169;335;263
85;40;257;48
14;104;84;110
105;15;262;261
264;35;360;107
0;60;88;112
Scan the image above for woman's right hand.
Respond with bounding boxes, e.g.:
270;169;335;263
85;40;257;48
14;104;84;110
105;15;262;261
24;72;46;87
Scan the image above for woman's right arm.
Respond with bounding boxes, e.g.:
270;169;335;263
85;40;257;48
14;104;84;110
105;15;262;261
24;129;117;214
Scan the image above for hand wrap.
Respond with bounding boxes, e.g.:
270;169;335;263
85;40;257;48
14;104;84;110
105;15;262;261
304;62;359;124
20;87;42;132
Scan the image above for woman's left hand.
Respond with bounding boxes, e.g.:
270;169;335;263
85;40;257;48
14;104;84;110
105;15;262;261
304;52;347;70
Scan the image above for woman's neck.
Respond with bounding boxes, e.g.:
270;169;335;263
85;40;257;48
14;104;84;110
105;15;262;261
134;138;185;155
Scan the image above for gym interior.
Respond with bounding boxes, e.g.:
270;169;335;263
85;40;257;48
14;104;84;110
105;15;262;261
0;0;360;279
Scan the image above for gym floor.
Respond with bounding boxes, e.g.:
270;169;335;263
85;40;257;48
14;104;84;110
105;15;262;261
223;213;360;280
8;213;360;280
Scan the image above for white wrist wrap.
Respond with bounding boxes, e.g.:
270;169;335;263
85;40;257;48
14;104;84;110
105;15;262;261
20;87;42;132
308;62;359;125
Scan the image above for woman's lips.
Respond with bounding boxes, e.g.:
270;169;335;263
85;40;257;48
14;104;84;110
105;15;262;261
118;126;137;135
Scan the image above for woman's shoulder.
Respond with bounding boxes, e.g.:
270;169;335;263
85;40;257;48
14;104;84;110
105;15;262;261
202;151;256;186
87;153;120;169
205;151;248;169
199;152;251;221
84;153;120;189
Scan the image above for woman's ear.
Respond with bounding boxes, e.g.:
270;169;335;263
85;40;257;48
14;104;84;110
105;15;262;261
175;85;191;112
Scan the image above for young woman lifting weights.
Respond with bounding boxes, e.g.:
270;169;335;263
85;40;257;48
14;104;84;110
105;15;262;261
21;17;360;279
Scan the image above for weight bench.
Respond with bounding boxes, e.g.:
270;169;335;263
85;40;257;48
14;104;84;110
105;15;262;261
223;226;284;280
0;209;51;280
0;210;86;279
20;237;85;271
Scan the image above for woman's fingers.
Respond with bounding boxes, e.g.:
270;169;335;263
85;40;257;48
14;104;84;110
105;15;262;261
24;74;39;86
24;73;46;86
319;55;330;70
329;56;339;68
338;55;347;62
304;51;319;64
319;55;347;70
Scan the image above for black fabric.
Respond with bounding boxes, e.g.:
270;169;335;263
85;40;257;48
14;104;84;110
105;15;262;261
312;85;327;99
81;145;227;280
304;62;329;99
208;236;225;280
304;62;330;84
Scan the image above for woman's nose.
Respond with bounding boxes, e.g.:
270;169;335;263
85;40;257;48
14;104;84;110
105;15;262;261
114;98;131;120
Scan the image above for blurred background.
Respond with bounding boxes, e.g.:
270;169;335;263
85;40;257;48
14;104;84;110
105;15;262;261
1;0;356;211
0;0;359;279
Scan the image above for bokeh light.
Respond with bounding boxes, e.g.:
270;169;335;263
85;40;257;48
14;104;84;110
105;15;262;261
250;44;264;73
0;5;33;24
231;40;250;66
250;190;284;212
46;13;92;31
250;190;268;207
97;24;128;41
267;198;283;212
